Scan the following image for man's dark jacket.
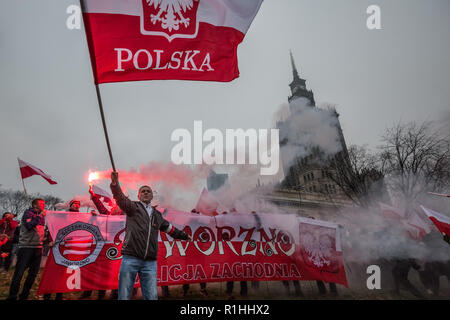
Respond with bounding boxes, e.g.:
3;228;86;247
110;183;188;261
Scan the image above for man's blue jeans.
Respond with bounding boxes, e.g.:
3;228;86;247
118;255;158;300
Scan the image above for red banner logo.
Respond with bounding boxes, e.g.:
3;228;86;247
52;222;105;268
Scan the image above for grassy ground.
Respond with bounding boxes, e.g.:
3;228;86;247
1;266;449;300
1;257;449;300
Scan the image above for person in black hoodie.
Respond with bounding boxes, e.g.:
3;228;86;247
110;171;191;300
392;258;424;298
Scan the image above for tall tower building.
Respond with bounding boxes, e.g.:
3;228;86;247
288;51;315;106
277;52;350;196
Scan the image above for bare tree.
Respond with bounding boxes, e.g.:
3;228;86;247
328;145;386;208
379;121;450;212
0;189;30;219
0;188;62;220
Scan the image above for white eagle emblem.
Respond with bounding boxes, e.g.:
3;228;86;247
302;233;333;268
145;0;199;32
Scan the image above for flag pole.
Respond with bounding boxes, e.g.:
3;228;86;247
95;84;117;172
79;0;117;172
19;171;30;204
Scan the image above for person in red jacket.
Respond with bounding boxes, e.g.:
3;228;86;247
0;212;18;271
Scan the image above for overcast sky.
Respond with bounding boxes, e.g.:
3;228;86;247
0;0;449;204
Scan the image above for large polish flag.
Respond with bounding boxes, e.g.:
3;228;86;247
421;205;450;237
81;0;264;84
18;158;57;185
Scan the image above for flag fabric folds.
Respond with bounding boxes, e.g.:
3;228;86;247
380;202;431;240
17;158;57;185
195;188;220;216
81;0;264;84
421;205;450;237
91;184;113;205
379;202;405;220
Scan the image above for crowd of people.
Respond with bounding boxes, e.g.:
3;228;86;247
1;174;449;300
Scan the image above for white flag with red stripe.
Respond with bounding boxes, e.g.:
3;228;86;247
428;192;450;198
379;202;405;220
403;211;431;240
81;0;263;84
420;205;450;237
380;202;430;240
91;184;113;205
18;158;57;185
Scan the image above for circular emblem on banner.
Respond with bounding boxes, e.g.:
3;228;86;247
52;221;105;268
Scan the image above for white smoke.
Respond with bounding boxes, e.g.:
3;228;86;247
278;97;343;169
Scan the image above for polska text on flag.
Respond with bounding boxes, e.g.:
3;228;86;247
81;0;264;84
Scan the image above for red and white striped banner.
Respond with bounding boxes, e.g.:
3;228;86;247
38;210;347;294
81;0;263;84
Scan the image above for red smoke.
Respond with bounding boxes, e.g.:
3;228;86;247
90;162;211;191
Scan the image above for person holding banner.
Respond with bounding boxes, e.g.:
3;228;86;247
6;198;47;300
110;172;192;300
89;185;123;300
43;199;82;300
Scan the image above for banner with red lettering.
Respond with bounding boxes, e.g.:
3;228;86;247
81;0;263;84
37;210;347;294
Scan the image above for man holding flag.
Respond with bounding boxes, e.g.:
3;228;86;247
110;171;192;300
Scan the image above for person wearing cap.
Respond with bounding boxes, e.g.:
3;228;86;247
69;199;81;212
0;212;18;271
110;171;192;300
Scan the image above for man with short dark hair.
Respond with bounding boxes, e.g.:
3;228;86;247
110;171;192;300
6;198;47;300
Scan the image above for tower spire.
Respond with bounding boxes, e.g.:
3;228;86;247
290;50;300;81
288;51;315;106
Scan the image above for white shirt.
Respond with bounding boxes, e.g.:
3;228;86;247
140;202;153;218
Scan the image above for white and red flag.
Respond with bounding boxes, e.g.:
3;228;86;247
195;187;220;216
91;184;114;205
380;202;430;240
428;192;450;198
18;158;57;185
379;202;405;220
403;211;431;240
420;205;450;237
81;0;263;84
